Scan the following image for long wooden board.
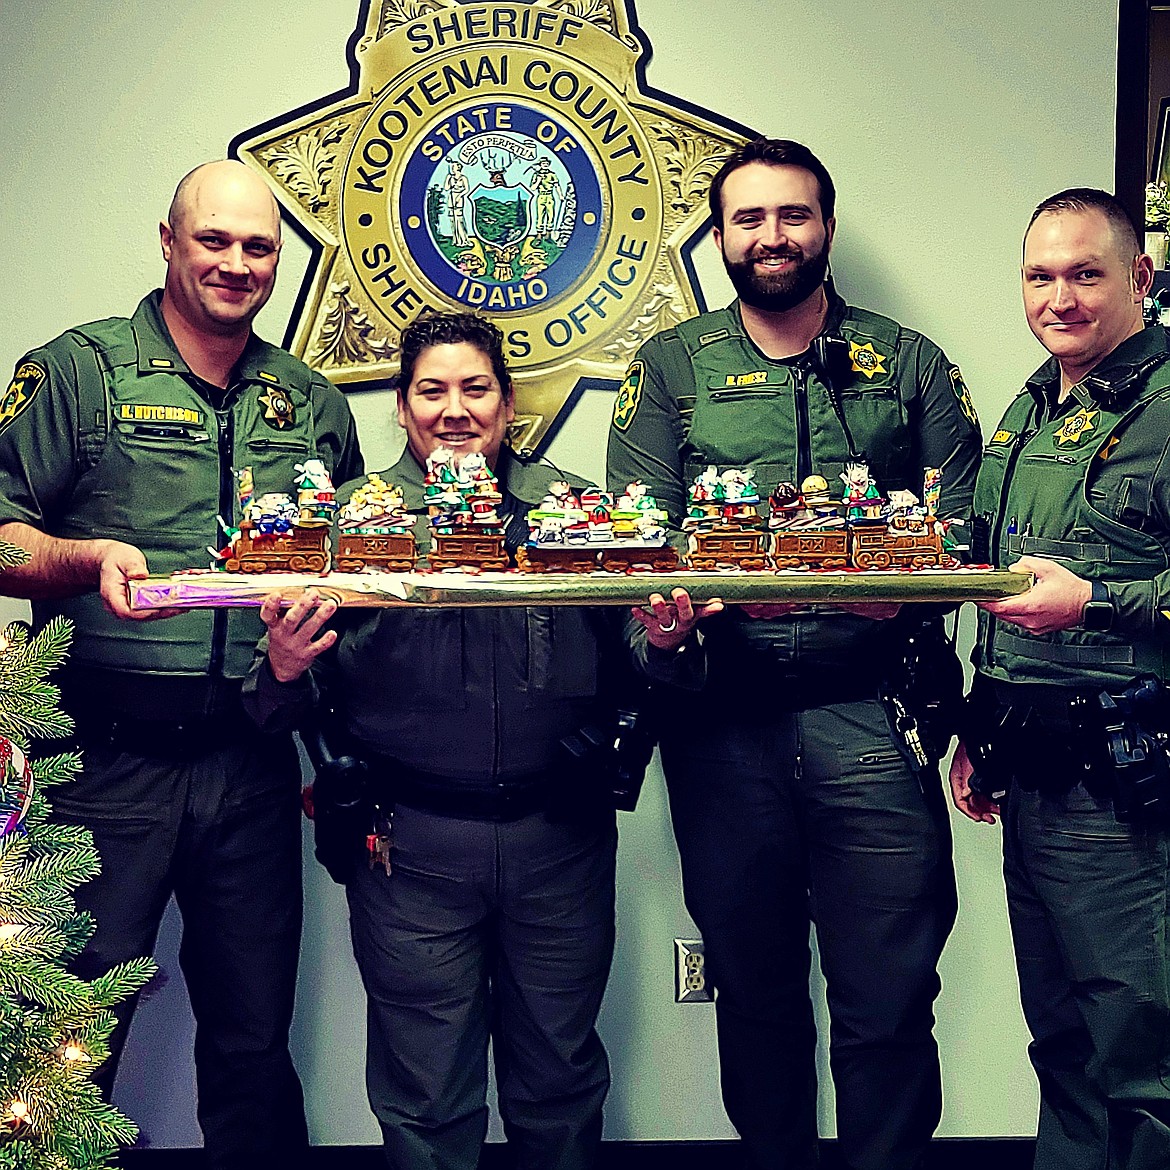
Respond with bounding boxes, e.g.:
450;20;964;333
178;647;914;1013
130;567;1032;609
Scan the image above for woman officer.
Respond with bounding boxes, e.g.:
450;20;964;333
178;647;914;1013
246;311;618;1170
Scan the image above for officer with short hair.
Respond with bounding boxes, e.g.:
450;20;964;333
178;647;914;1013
952;188;1170;1170
0;160;362;1169
606;137;982;1170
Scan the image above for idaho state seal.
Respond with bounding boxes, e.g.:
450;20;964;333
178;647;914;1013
232;0;750;455
399;115;605;309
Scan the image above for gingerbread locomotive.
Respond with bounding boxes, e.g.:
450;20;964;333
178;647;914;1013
214;460;335;574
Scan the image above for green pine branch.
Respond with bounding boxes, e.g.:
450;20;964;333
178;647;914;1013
87;960;153;1009
0;961;91;1013
26;759;81;793
0;542;29;572
0;711;72;747
16;850;101;891
0;615;157;1168
14;826;86;855
0;926;68;962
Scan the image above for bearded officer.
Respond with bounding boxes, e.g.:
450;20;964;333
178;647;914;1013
0;160;363;1168
951;188;1170;1170
607;137;981;1170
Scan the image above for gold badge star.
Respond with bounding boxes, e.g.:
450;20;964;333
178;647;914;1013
1054;408;1098;445
232;0;749;456
848;341;888;379
258;387;296;430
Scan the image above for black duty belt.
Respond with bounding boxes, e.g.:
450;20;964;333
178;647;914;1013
364;754;555;821
709;655;886;709
989;680;1170;734
983;678;1170;800
63;707;258;761
57;666;244;722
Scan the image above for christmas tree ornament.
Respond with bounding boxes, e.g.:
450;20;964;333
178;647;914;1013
0;737;32;838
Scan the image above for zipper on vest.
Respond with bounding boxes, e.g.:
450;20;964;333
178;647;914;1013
208;408;235;680
128;425;211;442
709;387;786;402
491;612;502;780
982;425;1036;668
246;437;310;453
1021;452;1077;465
793;365;812;484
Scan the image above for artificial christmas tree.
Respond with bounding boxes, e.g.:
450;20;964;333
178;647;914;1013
0;541;155;1169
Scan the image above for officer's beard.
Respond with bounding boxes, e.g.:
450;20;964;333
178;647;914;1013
722;239;831;313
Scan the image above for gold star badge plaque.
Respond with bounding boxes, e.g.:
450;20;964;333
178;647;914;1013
232;0;751;455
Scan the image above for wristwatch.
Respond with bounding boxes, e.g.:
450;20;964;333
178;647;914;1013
1080;579;1115;633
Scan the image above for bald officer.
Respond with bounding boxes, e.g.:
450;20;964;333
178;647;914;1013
0;160;362;1169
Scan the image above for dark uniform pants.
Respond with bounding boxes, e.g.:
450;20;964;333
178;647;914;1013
661;697;956;1170
346;805;617;1170
51;733;308;1170
1003;783;1170;1170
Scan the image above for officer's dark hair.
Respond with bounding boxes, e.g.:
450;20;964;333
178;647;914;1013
1026;188;1140;263
708;138;837;228
397;311;513;399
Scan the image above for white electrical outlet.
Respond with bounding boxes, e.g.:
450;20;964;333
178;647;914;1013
674;938;713;1003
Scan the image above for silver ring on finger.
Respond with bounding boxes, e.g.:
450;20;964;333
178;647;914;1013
658;617;678;634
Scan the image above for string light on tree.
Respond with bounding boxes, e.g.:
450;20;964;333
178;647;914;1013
0;1099;30;1139
55;1038;92;1066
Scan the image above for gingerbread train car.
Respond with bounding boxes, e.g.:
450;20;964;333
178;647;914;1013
335;474;417;573
517;480;680;573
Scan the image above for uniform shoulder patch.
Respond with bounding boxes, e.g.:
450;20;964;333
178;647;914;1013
949;366;980;429
0;362;47;434
612;361;643;433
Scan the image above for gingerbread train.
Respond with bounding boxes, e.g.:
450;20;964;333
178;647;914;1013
207;451;963;577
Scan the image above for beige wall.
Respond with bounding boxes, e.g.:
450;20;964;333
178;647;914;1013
0;0;1118;1146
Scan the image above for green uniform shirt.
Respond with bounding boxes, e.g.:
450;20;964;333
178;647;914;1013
973;324;1170;689
607;287;982;681
0;291;363;713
